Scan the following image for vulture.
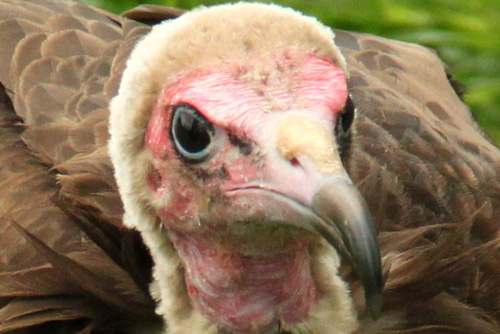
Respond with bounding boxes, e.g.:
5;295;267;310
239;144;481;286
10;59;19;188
0;1;499;333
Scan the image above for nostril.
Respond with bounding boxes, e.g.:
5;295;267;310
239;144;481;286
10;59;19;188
290;157;300;167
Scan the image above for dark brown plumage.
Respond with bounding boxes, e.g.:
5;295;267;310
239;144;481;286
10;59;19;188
0;1;499;334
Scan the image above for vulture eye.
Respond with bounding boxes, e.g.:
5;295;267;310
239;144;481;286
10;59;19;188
339;97;355;134
172;104;215;162
335;97;355;158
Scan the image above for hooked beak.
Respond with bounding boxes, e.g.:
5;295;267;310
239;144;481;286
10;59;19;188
310;173;382;318
220;113;383;318
274;113;383;317
225;169;383;318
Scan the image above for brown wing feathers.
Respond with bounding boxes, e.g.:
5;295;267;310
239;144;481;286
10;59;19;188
335;30;500;333
0;1;161;332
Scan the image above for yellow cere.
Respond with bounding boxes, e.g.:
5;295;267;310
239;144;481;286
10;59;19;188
277;114;342;174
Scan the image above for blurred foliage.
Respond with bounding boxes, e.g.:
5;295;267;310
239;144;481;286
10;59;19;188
83;0;500;143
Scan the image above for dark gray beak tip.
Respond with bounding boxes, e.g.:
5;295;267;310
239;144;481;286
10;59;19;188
367;292;383;320
311;174;383;320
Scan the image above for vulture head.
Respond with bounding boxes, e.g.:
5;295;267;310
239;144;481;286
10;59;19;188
109;3;382;334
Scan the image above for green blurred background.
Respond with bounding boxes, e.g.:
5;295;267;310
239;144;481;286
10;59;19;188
83;0;500;144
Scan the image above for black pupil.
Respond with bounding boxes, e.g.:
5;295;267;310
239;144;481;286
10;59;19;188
174;107;212;154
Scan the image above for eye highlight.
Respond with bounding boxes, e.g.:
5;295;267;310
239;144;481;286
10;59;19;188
171;104;216;162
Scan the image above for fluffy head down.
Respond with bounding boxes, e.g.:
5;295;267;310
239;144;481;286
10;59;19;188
109;0;346;244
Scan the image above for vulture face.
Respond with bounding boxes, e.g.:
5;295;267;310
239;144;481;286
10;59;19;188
110;3;381;334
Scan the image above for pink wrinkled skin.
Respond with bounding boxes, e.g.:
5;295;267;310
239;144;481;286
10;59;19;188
145;52;348;333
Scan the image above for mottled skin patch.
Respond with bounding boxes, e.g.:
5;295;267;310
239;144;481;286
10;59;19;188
228;132;254;156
